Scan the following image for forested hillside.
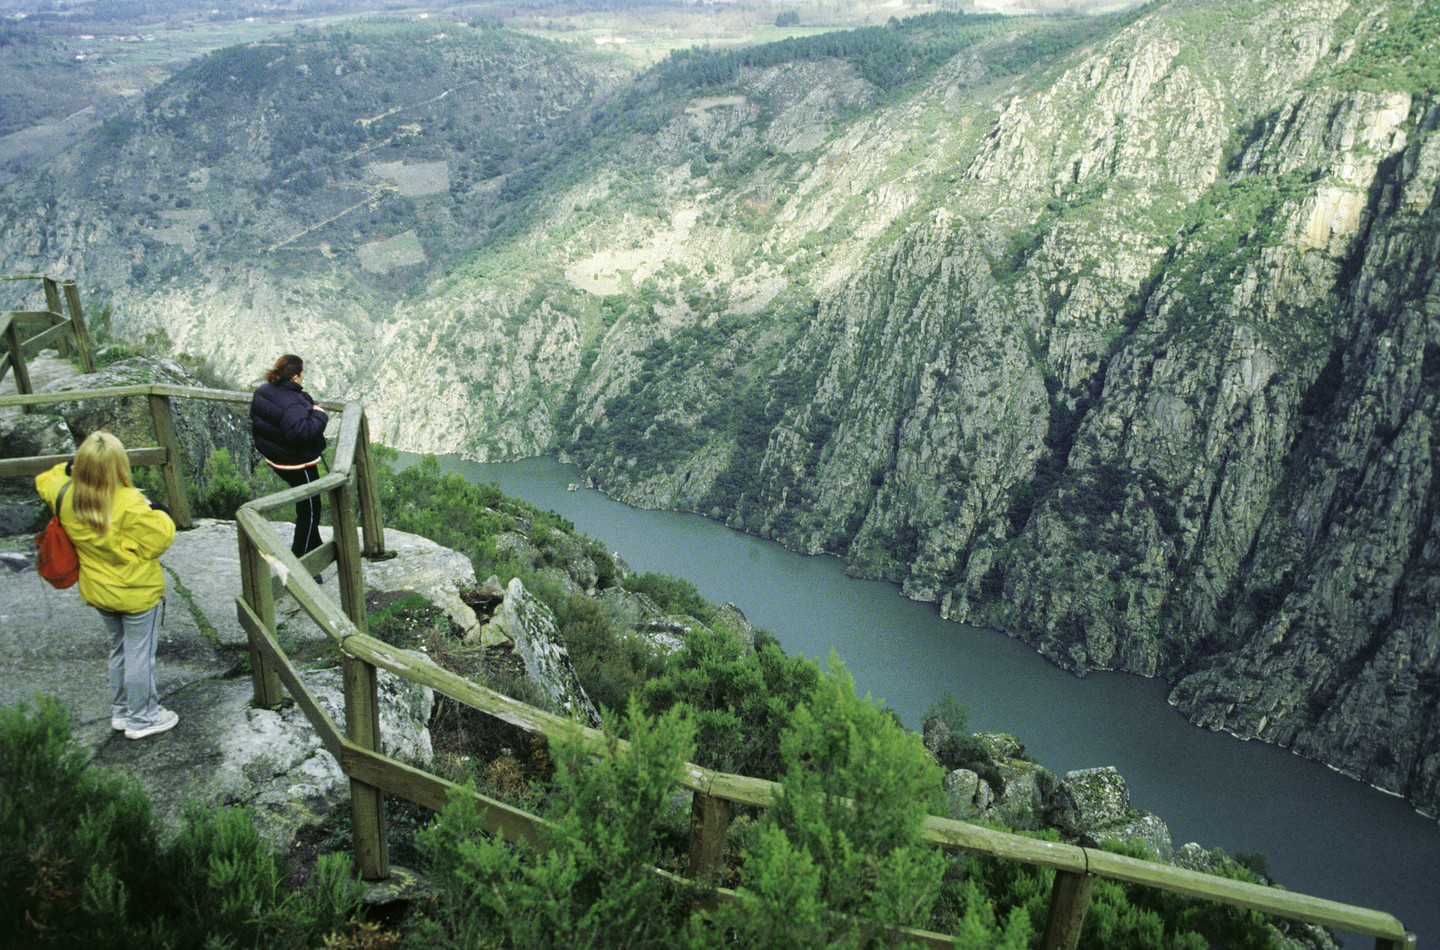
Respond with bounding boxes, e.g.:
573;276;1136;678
2;0;1439;819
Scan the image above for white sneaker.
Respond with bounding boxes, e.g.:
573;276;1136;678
111;717;126;731
125;708;178;740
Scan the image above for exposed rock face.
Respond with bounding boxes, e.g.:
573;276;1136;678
3;2;1439;815
1057;766;1132;828
363;529;483;642
148;666;432;846
1050;766;1173;861
31;354;263;496
0;410;74;533
498;577;601;726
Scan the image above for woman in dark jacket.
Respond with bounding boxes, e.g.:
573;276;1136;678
250;354;329;560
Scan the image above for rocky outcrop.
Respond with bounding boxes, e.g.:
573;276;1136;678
920;728;1343;949
2;353;264;518
497;577;601;726
0;515;439;852
1048;766;1173;861
924;724;1181;873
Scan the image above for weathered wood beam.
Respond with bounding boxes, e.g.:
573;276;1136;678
146;393;192;528
236;532;285;709
1040;870;1096;950
344;652;389;880
0;448;168;479
60;280;94;372
685;789;730;881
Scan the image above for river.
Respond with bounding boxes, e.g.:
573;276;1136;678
421;453;1438;948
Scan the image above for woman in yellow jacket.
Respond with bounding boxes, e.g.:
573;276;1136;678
36;431;178;739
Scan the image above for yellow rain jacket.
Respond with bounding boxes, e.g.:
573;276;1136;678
35;463;176;613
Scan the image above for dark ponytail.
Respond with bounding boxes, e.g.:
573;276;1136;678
265;354;304;384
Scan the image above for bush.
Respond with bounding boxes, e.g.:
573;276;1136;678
703;655;950;946
638;628;819;780
411;699;697;949
622;571;715;625
951;832;1278;950
0;695;370;949
544;586;666;715
192;447;256;519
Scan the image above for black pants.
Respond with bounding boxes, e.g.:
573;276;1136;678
272;463;323;558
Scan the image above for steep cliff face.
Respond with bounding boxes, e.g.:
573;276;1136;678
554;0;1440;815
1168;105;1440;802
2;1;1438;814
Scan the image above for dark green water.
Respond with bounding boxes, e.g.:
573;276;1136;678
423;453;1438;948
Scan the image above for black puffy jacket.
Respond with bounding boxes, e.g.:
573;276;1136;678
250;380;328;465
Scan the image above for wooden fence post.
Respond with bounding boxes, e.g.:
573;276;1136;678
686;789;729;882
60;279;94;372
1039;870;1096;950
353;412;389;558
331;477;367;635
2;320;33;411
344;654;389;880
147;392;193;528
1376;935;1418;950
236;530;284;708
331;450;387;879
41;277;67;362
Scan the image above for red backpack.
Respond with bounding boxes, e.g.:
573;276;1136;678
35;481;80;589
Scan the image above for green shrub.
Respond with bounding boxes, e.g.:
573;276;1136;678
638;628;820;780
368;593;452;650
543;585;666;715
411;699;697;949
704;655;949;946
952;831;1278;950
622;571;715;625
192;447;256;519
926;692;971;738
0;695;368;949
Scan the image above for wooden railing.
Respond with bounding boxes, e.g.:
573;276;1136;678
1;275;95;403
0;384;1417;950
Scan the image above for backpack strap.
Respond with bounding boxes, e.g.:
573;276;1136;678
51;480;71;516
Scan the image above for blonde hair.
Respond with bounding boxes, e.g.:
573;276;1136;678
71;431;133;534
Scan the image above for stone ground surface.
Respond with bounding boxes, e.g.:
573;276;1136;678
0;518;477;838
2;353;478;849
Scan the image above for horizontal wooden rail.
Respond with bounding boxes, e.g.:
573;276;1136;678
1083;848;1411;943
2;310;64;325
0;447;168;479
14;321;71;355
0;382;345;413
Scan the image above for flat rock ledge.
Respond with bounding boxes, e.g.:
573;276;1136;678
0;518;460;851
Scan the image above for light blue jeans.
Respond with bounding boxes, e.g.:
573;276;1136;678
98;602;162;729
